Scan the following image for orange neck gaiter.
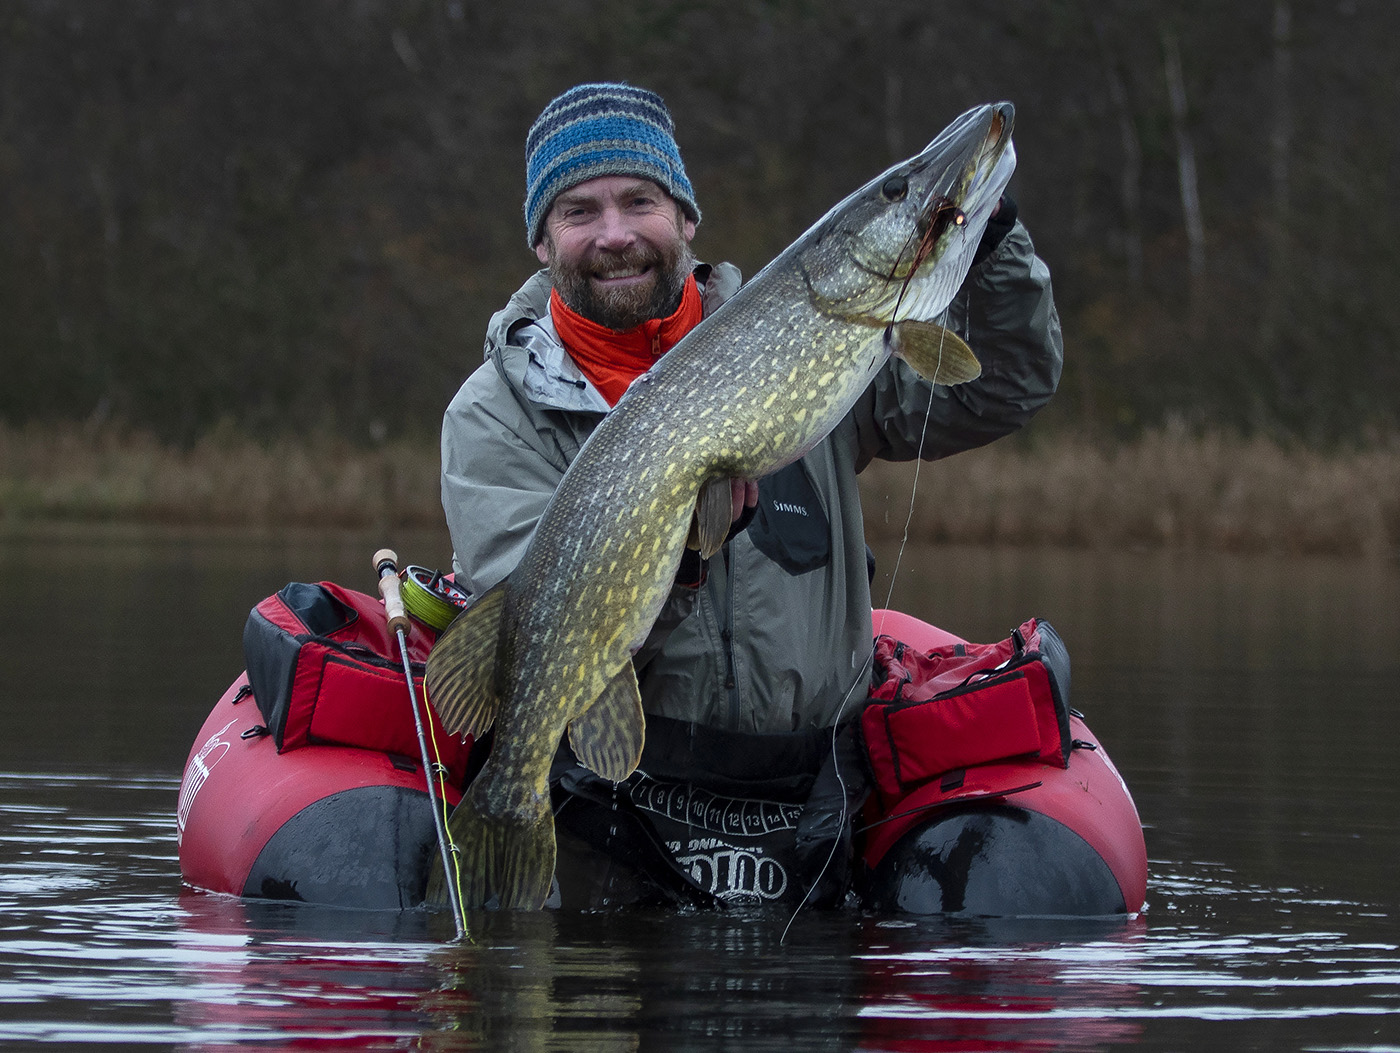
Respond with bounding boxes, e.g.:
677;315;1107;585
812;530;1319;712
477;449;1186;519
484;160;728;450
549;275;703;406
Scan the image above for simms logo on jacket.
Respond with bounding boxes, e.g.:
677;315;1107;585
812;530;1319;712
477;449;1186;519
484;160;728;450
751;462;832;575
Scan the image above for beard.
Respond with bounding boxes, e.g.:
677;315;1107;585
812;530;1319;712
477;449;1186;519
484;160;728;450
548;233;695;331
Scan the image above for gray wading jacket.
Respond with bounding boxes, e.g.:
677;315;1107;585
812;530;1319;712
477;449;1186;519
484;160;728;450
441;223;1063;733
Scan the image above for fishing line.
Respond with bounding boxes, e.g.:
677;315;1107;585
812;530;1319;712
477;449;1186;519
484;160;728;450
780;657;868;945
401;566;470;631
876;305;952;637
782;293;957;944
423;679;472;938
874;197;966;633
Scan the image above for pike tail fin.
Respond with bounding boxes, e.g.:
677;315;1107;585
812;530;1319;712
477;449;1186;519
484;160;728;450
425;792;557;911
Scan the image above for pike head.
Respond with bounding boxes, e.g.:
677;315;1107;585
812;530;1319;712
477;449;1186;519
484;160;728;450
795;102;1016;330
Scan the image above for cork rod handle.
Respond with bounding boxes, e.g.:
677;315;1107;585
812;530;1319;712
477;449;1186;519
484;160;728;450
372;548;411;635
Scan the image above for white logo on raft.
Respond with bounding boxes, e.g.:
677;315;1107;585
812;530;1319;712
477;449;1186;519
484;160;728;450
176;718;236;843
773;501;808;516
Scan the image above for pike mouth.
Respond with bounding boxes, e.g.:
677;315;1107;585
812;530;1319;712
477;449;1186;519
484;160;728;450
910;105;1014;265
912;196;967;267
916;107;1009;234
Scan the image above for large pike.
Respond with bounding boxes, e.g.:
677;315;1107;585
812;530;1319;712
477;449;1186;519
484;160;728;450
426;103;1018;909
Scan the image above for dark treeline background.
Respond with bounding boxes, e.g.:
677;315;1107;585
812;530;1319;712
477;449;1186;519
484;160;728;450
2;0;1395;447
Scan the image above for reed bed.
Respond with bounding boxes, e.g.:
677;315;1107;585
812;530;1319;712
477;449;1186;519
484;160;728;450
0;424;443;530
860;428;1400;559
4;423;1398;558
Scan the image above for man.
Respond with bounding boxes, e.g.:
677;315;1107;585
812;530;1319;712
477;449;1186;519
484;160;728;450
441;83;1062;908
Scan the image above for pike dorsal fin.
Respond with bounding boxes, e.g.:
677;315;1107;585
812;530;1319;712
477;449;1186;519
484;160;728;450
425;580;506;737
889;321;982;385
694;477;733;560
567;661;646;783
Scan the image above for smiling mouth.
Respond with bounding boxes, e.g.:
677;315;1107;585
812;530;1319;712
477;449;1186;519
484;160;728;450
593;266;651;283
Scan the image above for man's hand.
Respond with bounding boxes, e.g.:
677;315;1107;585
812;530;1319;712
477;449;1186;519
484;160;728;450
973;194;1016;268
731;478;759;533
685;477;759;551
677;477;759;587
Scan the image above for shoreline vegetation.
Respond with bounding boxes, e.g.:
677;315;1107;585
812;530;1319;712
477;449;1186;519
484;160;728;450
3;424;1397;560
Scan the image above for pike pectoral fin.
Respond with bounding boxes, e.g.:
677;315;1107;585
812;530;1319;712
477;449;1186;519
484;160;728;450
427;792;556;910
567;661;646;783
425;581;506;737
889;321;982;385
694;477;733;559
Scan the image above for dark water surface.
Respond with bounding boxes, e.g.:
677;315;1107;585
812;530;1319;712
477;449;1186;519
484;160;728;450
1;524;1397;1051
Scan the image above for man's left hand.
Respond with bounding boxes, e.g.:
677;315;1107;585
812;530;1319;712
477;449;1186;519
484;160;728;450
730;478;759;535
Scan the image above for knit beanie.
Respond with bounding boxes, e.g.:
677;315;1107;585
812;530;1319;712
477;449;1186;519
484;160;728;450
524;83;701;249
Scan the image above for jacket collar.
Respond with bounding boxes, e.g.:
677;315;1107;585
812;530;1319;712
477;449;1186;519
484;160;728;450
487;263;740;414
518;313;612;413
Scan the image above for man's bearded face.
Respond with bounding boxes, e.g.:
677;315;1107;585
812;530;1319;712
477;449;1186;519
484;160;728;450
547;219;694;330
536;177;697;331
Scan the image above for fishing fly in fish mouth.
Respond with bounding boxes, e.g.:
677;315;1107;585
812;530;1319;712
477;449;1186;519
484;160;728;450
430;83;1061;912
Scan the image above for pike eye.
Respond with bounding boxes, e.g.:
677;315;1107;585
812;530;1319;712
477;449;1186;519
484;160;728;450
881;177;908;202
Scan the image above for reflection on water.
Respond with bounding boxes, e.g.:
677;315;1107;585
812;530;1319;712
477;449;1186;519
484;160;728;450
0;526;1398;1049
2;773;1396;1051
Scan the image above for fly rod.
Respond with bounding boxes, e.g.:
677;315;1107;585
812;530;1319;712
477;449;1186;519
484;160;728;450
373;548;467;940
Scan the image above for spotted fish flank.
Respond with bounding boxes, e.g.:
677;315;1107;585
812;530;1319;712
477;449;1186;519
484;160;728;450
425;103;1018;910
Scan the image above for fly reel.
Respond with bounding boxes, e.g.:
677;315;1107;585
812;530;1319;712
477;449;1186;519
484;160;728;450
399;566;471;631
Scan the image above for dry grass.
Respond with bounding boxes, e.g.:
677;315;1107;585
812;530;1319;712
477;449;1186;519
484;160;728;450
4;422;1399;558
0;423;444;530
860;426;1400;559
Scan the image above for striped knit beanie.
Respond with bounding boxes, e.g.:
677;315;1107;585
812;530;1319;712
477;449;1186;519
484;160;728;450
524;83;701;248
